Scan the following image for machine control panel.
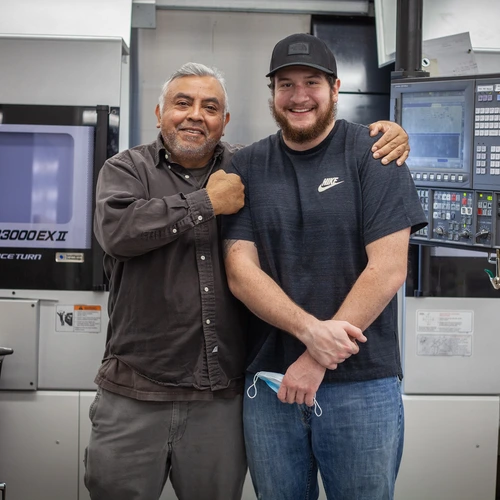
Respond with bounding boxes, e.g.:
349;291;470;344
391;74;500;249
432;190;474;245
411;189;500;249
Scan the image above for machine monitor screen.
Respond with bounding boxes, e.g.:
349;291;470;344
0;124;94;249
402;90;466;171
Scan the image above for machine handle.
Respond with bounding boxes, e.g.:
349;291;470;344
0;347;13;379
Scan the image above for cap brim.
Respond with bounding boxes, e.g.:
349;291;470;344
266;62;336;78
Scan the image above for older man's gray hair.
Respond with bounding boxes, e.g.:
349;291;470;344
158;62;230;116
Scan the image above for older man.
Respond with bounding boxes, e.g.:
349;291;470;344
223;35;427;500
85;61;411;500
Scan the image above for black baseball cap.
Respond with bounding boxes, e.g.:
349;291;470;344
266;33;337;78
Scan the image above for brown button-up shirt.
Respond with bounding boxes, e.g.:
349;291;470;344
94;135;247;401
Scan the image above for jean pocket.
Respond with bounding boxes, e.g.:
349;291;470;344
88;387;102;422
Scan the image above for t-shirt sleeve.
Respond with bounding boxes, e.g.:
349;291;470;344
355;129;428;246
221;149;255;243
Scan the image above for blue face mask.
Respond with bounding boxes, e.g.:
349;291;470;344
246;371;322;417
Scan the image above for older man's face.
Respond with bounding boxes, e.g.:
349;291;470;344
155;75;230;168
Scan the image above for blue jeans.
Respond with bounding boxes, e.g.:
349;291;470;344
244;374;404;500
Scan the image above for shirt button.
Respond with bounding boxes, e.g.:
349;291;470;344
197;215;203;221
200;255;205;260
206;319;211;325
172;228;177;234
184;174;190;179
204;287;209;292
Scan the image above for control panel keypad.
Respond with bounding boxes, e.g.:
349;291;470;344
431;190;474;244
414;189;429;238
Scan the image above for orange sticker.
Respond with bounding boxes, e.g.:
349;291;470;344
74;305;101;311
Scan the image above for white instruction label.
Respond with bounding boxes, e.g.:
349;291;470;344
417;334;472;356
55;305;101;333
416;310;473;357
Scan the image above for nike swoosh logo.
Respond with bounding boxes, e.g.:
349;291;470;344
318;181;344;192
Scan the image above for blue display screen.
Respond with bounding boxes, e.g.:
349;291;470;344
402;90;466;170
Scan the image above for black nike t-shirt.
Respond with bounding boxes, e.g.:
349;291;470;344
223;120;427;382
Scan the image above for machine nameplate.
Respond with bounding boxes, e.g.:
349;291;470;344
55;252;84;263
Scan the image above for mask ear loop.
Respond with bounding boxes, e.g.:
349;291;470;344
313;398;322;417
246;372;260;399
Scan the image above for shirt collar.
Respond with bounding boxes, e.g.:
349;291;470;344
153;132;225;169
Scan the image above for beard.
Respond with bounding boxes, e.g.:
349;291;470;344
163;129;219;165
270;96;337;144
